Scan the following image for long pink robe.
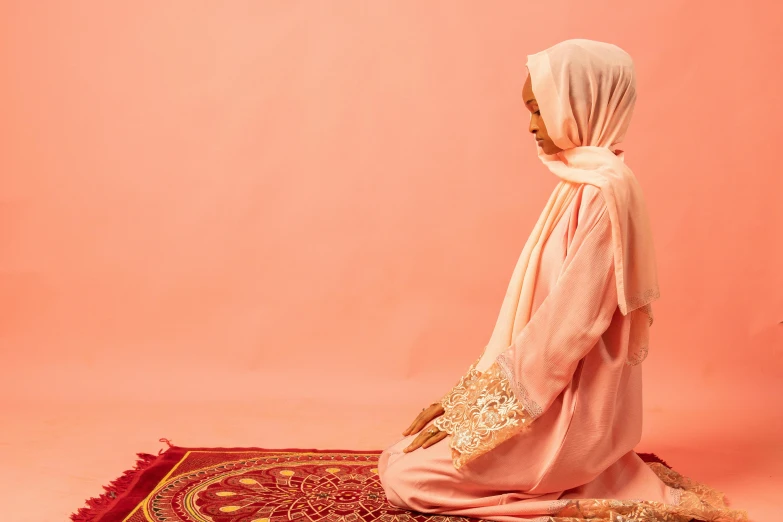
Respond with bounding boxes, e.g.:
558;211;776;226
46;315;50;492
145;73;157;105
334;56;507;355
378;184;681;521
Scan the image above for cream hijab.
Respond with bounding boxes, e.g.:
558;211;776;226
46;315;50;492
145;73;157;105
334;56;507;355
480;39;659;369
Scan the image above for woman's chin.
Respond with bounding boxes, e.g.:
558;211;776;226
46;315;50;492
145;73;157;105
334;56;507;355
539;142;563;155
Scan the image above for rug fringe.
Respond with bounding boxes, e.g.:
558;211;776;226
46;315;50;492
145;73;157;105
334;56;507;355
69;452;158;522
639;452;671;468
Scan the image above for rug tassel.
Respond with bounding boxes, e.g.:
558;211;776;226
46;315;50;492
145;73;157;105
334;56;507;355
69;452;158;522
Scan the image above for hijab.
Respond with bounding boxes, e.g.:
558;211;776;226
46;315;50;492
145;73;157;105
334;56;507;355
481;39;659;368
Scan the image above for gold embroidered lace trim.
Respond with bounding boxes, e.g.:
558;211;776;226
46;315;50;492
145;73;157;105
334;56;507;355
541;462;748;522
433;359;533;470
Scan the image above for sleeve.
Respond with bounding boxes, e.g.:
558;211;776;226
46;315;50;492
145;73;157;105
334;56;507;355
434;197;618;469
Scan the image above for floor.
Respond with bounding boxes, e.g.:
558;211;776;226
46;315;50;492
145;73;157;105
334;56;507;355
2;397;779;522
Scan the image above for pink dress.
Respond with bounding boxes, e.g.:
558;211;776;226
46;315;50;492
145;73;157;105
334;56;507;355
378;185;740;522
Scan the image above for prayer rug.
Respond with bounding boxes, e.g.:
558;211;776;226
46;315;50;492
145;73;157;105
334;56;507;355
70;441;671;522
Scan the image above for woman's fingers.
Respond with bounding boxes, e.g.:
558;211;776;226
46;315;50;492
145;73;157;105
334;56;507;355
407;415;430;436
402;404;445;436
403;426;443;453
402;412;425;436
403;406;434;436
421;430;447;449
403;430;429;453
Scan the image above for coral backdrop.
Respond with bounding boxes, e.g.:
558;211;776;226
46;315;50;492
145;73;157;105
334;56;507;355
0;2;780;521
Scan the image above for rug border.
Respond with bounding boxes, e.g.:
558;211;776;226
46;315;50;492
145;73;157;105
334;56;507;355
70;445;667;522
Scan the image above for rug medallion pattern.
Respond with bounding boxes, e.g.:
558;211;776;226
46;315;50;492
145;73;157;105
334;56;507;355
122;450;474;522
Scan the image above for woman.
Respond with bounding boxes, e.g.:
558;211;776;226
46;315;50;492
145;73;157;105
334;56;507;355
377;39;746;522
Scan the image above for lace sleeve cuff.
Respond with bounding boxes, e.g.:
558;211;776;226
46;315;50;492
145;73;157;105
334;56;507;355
433;356;536;470
436;353;483;408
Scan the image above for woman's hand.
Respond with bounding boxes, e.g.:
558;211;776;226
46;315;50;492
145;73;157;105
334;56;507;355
403;423;447;453
402;402;447;453
402;402;444;437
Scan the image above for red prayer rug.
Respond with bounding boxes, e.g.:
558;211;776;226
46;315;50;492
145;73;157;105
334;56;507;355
70;441;670;522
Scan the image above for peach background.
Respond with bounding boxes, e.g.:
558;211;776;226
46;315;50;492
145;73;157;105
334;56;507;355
1;1;781;521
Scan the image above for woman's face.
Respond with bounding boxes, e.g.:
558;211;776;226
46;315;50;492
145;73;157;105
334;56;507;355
522;74;563;155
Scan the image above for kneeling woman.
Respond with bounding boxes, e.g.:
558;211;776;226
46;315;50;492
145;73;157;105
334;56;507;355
378;39;745;522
